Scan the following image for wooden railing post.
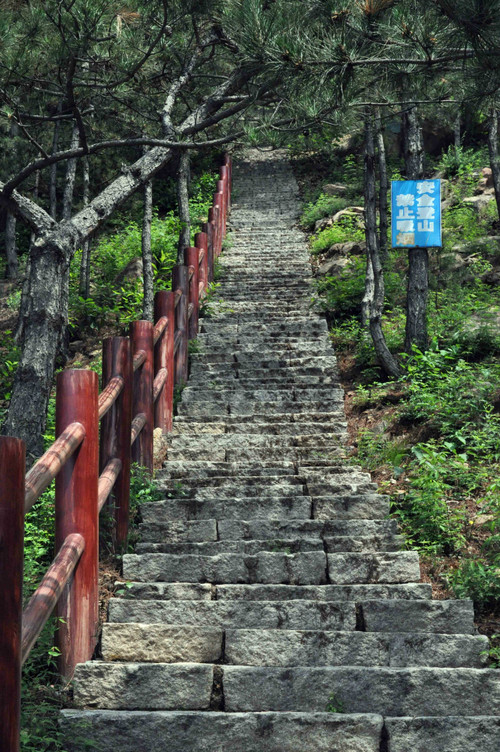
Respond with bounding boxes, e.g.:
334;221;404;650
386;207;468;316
223;153;232;211
100;337;132;549
55;369;99;680
195;232;208;296
185;246;200;339
154;290;175;433
202;221;215;283
172;264;189;385
213;196;223;256
217;176;227;236
131;321;154;473
0;436;25;752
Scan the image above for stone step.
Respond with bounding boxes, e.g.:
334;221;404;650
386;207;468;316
216;518;399;540
171;419;348;436
327;552;420;584
224;629;487;668
122;551;328;585
385;716;500;752
135;539;325;555
60;710;384;752
100;624;487;668
108;599;356;630
312;493;390;519
72;662;213;710
122;582;432;602
222;666;500;715
359;599;476;634
140;496;312;521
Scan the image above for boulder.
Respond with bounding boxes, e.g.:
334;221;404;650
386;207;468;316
463;195;494;212
332;207;364;224
322;183;348;196
114;257;143;285
317;256;351;277
324;241;366;258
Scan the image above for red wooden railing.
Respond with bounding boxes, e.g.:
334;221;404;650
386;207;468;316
0;154;232;752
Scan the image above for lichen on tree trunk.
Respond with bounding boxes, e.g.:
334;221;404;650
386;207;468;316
142;177;154;321
488;108;500;221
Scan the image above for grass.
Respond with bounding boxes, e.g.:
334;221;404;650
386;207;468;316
300;143;500;625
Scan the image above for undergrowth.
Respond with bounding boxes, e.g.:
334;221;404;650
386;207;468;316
301;143;500;622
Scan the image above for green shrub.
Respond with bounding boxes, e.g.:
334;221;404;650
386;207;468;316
311;215;364;254
300;194;349;230
448;559;500;611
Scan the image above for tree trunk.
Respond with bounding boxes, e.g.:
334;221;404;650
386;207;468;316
4;212;18;280
375;108;389;262
364;111;401;378
454;111;461;150
2;237;71;460
62;123;80;220
402;106;424;180
79;157;91;298
362;254;374;327
402;105;428;353
49;117;61;220
176;149;191;263
488;108;500;220
142;178;154;321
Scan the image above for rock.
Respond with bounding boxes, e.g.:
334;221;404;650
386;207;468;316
114;257;143;285
313;217;332;233
332;208;364;224
463;195;494;212
317;256;351;277
324;241;366;258
322;183;348;195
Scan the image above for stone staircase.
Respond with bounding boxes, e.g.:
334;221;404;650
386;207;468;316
61;150;500;751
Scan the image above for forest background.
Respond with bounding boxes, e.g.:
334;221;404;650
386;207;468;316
2;1;500;748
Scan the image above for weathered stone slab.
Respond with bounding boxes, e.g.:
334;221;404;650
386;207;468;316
123;552;327;584
101;624;223;663
73;663;213;709
224;629;488;668
60;711;384;752
108;599;356;630
327;553;421;584
385;716;500;752
215;583;432;601
360;599;475;634
140;496;312;521
222;666;500;715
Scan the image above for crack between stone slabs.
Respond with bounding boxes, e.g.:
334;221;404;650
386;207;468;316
210;665;225;711
355;602;367;632
379;721;389;752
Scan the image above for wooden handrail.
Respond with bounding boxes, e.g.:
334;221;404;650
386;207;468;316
132;348;147;372
24;422;86;513
0;154;232;747
153;315;168;345
153;367;167;402
130;412;146;446
98;375;124;420
21;533;85;665
98;458;123;512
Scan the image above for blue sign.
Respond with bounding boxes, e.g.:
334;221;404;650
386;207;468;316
391;180;442;248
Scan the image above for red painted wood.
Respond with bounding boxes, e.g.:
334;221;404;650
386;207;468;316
223;153;232;210
130;322;154;474
172;265;189;386
185;247;200;339
55;369;99;680
0;436;25;752
213;197;223;256
22;533;85;665
195;232;208;294
202;221;215;283
154;290;175;433
217;178;227;236
98;459;122;513
153;315;168;345
220;166;229;227
100;337;133;547
24;422;85;513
